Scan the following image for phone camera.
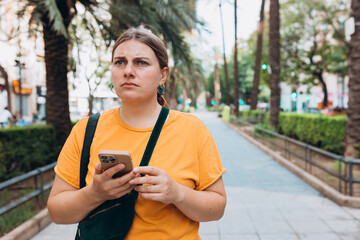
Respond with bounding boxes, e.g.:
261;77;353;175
109;156;116;163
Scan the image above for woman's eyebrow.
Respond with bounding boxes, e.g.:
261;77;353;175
133;57;151;60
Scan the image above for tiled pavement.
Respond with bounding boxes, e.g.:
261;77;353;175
32;109;360;240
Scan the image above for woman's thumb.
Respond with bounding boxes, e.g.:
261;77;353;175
95;162;103;174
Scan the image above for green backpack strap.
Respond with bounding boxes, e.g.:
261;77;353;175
80;114;100;189
139;107;169;168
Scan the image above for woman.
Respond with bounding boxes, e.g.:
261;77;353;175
48;26;226;239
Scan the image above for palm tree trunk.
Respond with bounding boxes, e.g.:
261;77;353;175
43;23;72;145
0;64;11;111
88;95;94;116
250;0;266;110
165;68;178;110
219;1;230;106
233;0;239;117
345;0;360;158
214;63;221;108
269;0;281;129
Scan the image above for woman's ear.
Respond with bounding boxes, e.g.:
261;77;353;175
159;67;169;86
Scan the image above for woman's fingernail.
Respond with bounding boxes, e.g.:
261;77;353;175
129;180;134;184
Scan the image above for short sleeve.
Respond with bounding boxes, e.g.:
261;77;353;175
54;118;88;189
196;128;225;191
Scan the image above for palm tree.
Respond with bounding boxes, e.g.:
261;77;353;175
345;0;360;158
233;0;239;117
219;0;230;106
25;0;200;145
250;0;266;110
269;0;281;129
167;58;206;110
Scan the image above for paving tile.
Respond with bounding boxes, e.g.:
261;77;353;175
258;233;299;240
247;209;286;221
220;234;260;240
324;219;360;233
343;207;360;221
31;223;77;240
338;232;360;240
280;209;320;221
219;220;257;234
252;220;294;234
222;209;252;222
199;221;219;234
288;220;332;233
314;209;355;221
298;233;342;240
199;234;219;240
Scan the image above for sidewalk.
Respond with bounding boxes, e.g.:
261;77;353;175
31;110;360;240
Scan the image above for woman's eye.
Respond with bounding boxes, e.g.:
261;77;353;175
115;60;125;65
138;61;148;66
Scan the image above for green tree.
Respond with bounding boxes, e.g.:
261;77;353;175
280;0;349;108
207;40;256;107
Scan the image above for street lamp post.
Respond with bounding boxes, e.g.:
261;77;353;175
15;54;25;117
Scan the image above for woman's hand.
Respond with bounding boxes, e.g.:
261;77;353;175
129;166;182;204
89;163;137;202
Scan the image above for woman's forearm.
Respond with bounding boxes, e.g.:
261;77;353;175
174;179;226;222
47;185;104;224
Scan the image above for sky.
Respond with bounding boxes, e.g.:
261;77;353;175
195;0;262;66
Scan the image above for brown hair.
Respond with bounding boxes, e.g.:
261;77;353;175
112;26;169;108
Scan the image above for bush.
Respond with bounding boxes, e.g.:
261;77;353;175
239;110;266;118
0;125;61;181
276;113;346;155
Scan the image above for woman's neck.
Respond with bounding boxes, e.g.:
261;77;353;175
119;100;163;129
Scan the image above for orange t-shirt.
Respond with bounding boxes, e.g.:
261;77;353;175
55;108;225;240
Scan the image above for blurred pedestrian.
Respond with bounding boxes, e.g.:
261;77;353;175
0;106;13;128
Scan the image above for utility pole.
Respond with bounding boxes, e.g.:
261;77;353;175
15;52;25;117
233;0;239;117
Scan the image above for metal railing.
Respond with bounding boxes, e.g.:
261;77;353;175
237;119;360;197
0;162;56;216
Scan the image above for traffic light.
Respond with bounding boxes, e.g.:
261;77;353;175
291;92;297;98
261;64;267;70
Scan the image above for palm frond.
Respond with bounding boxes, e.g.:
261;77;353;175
27;0;68;37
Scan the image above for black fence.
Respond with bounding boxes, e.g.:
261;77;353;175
0;162;56;216
237;119;360;197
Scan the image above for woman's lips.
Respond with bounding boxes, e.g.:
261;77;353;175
121;82;138;87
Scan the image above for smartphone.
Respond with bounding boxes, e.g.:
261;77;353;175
98;150;133;178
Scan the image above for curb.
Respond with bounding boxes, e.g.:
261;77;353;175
226;122;360;208
0;208;52;240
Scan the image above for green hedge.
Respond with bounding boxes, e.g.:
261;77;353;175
239;110;267;118
0;125;61;181
275;112;346;155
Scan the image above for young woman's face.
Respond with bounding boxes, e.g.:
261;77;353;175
111;40;168;104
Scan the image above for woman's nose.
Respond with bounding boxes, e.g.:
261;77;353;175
124;62;134;77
